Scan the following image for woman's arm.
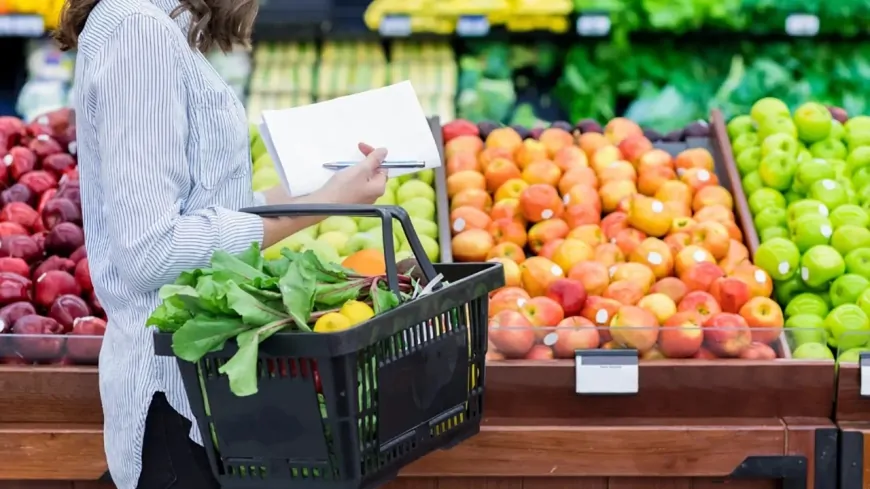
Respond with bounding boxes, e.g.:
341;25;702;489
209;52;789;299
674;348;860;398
93;15;307;294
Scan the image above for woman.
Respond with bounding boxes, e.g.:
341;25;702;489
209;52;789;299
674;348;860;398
54;1;389;488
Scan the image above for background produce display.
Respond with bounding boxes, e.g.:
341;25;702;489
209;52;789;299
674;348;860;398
441;117;794;361
0;108;104;366
728;97;870;363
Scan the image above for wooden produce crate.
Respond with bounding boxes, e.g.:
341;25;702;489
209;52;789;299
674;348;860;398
836;363;870;488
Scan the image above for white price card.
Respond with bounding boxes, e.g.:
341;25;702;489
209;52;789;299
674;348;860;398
576;14;611;37
785;14;819;37
379;15;412;37
457;15;490;37
575;349;638;395
860;353;870;397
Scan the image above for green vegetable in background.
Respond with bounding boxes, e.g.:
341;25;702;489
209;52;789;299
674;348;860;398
148;244;411;397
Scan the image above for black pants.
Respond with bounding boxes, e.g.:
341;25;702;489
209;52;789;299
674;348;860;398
137;392;220;489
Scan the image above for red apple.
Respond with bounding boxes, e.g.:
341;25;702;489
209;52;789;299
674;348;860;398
545;278;588;317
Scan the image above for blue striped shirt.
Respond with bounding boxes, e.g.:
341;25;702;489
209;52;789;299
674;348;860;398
73;0;265;487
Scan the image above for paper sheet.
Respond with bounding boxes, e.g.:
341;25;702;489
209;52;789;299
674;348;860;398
259;81;441;197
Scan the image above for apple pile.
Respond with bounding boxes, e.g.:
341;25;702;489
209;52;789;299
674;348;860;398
0;109;106;366
442;118;784;361
264;172;442;264
729;98;870;361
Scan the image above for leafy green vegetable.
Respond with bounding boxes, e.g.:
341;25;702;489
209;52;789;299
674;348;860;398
147;242;413;397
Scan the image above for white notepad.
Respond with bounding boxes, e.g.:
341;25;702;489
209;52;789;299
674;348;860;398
259;81;441;197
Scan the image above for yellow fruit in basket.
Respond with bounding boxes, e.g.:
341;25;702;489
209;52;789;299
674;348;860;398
314;313;352;333
340;301;376;326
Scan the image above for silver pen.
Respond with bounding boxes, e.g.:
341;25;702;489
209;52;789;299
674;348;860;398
322;160;426;170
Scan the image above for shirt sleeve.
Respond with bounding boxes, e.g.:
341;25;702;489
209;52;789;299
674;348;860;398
93;14;264;294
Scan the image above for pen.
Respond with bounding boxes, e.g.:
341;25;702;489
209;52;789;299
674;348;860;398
322;160;426;170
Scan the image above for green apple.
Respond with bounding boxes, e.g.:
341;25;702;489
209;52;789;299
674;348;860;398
809;138;847;160
394;249;415;262
856;288;870;318
757;150;797;191
751;97;791;124
252;167;281;192
825;304;870;351
794;102;833;143
845;116;870;149
385;178;401;193
410;217;438;239
789;214;832;252
298;225;319;239
785;293;830;318
727;115;755;139
400;169;435;186
846;146;870;175
808;178;849;211
785;314;827;346
784;190;803;205
761;226;789;242
375;191;397;206
787;199;829;222
851;167;870;191
761;133;800;157
792;342;835;360
758;115;798;140
797;149;814;163
253;153;275;173
831;225;870;256
345;232;383;254
732;133;760;158
754;237;801;281
793;159;836;193
845;116;870;133
837;347;870;364
401;197;436;221
736;147;762;176
775;275;808;305
263;233;314;259
396;174;415;185
418;234;440;262
301;240;341;265
357;217;381;232
754;207;788;233
830;273;870;307
251;133;267;161
845;248;870;280
318;216;358;235
742;172;764;197
800;245;845;288
829;159;848;180
315;231;350;256
829;204;869;228
830;119;846;141
748;188;787;216
396;179;436;204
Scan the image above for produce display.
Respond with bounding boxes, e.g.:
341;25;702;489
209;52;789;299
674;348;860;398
148;242;413;396
245;41;456;123
262;171;443;266
442;117;788;361
0;108;104;365
728;97;870;362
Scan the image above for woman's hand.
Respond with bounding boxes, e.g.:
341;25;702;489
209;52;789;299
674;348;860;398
320;142;388;205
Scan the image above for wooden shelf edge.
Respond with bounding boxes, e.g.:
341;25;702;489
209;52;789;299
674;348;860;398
0;425;106;480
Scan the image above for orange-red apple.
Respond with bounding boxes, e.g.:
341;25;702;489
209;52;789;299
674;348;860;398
524;345;555;360
674;245;716;277
678;291;722;323
679;262;725;293
519;184;564;222
488;310;535;358
689;221;731;260
490;198;523;222
600;180;637;213
527;218;569;254
552;239;595;273
522;160;562;187
567;224;606;248
484;158;522;193
546;278;588;317
609;305;659;351
637;293;677;325
651;277;689;304
598;160;637;185
604;280;645;305
446;152;480;175
627;195;673;237
539;128;574;157
447;170;486;198
629;237;674;279
450;206;492;235
692;185;733;212
738;296;784;345
520;256;565;297
731;264;774;299
494;178;530;202
654;180;693;208
538;239;564;261
563;203;601;228
488;257;522;288
594;243;626;268
674;147;715;174
487;218;527;248
601;211;629;239
452;229;494;262
552;316;600;358
703;312;752;357
604;117;643;144
568;261;611;296
451;188;493;212
578;132;610;159
738;342;777;360
637;165;677;196
709;277;750;314
617;134;654;164
659;311;704;358
610;262;656;293
559;167;599;194
553;146;589;172
486;242;526;263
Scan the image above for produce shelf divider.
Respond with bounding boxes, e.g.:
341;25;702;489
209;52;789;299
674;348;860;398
427;116;453;263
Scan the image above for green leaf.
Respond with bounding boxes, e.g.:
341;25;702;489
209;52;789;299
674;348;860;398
172;316;251;362
225;281;288;326
371;280;400;315
174;269;202;286
264;256;290;278
195;275;233;314
158;285;213;314
235;243;264;270
314;281;364;308
146;301;192;332
218;319;290;396
278;252;318;331
211;249;268;283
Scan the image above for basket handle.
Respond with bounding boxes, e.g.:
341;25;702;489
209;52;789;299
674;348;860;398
240;204;440;297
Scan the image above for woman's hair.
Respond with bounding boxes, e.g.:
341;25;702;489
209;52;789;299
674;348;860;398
54;0;258;52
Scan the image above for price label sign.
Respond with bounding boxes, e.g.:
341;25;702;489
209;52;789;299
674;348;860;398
576;14;611;37
0;15;43;37
379;14;412;37
457;15;490;37
575;349;638;395
860;353;870;397
785;13;819;37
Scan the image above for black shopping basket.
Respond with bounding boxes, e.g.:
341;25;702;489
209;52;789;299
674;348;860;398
153;204;504;489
